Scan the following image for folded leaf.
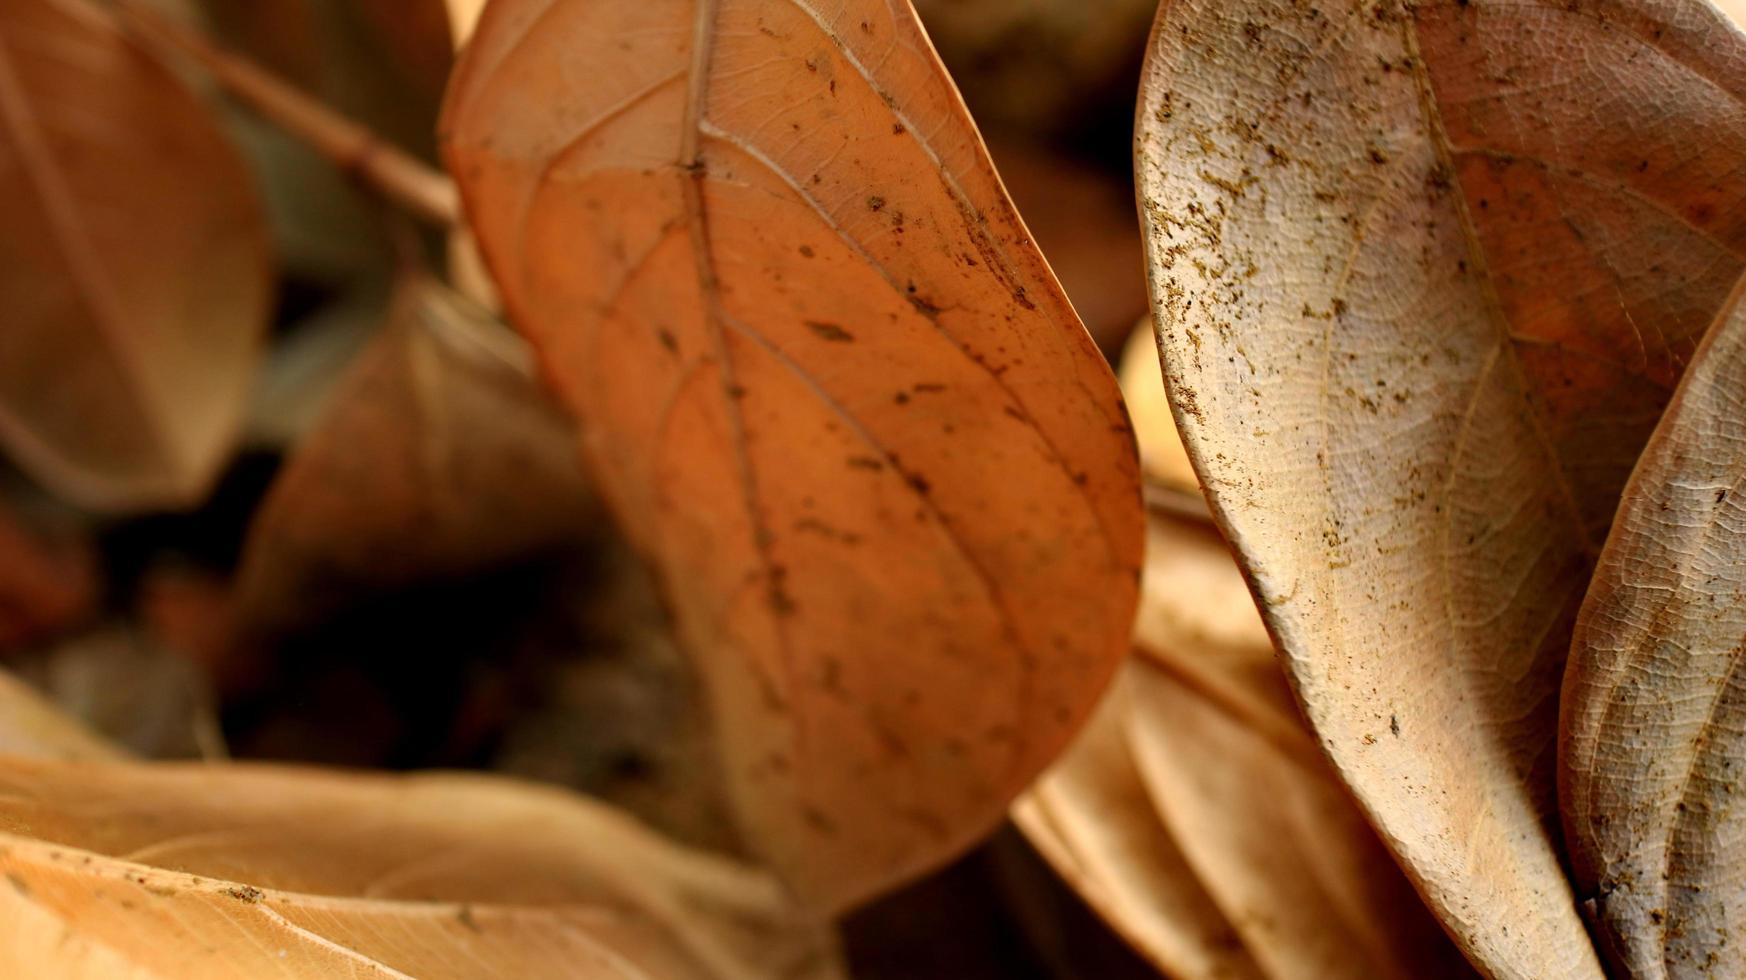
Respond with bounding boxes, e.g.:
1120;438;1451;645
1137;0;1746;973
0;757;843;979
442;0;1143;908
1562;283;1746;977
0;0;270;510
1014;675;1263;980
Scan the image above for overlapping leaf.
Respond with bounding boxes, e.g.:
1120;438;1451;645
1562;284;1746;978
0;0;270;510
1137;0;1746;973
442;0;1143;908
233;276;596;638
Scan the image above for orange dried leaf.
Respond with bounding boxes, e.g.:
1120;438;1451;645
0;0;269;511
1137;0;1746;973
442;0;1143;908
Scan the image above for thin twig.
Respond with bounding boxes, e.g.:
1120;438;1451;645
108;0;461;227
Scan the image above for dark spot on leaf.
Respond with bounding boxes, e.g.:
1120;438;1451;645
846;455;884;471
798;244;814;258
224;886;264;904
867;195;886;212
802;805;837;835
457;905;482;932
806;320;854;342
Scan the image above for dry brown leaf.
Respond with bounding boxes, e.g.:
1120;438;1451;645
1014;677;1263;980
1561;283;1746;977
0;670;123;762
0;756;842;979
442;0;1143;908
233;276;597;638
0;0;270;511
1137;1;1746;973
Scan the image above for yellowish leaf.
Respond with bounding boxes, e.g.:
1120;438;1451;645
442;0;1143;908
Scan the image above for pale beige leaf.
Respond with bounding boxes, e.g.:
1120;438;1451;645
1137;1;1746;973
0;670;122;762
1562;283;1746;977
233;276;597;638
0;757;842;979
442;0;1143;908
0;0;270;511
1015;674;1263;980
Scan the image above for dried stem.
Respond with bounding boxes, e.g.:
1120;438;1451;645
109;0;460;227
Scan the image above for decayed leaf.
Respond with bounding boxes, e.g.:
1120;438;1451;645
0;0;270;510
1136;1;1746;973
0;757;842;979
1561;284;1746;977
0;670;123;762
1015;675;1262;980
442;0;1143;907
233;276;597;638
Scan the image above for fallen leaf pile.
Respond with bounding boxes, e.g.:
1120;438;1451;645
0;0;1744;975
